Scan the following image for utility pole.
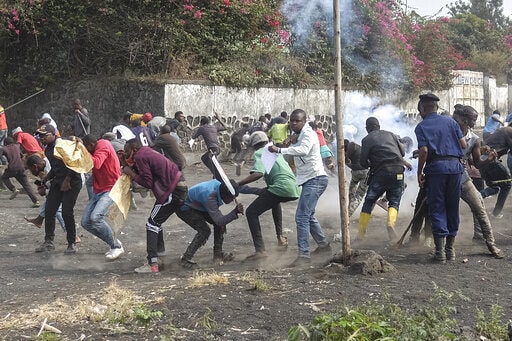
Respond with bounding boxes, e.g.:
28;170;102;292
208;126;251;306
333;0;351;263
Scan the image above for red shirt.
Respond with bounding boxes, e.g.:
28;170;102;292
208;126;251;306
16;132;43;154
0;112;7;130
315;128;327;147
90;139;121;193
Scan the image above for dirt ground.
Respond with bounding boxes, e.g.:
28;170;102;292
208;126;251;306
1;155;512;340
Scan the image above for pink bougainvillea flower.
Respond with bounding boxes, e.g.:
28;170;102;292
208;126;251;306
223;0;230;5
219;8;225;14
15;29;19;35
183;4;194;11
412;55;424;66
362;24;370;35
505;34;512;49
240;8;247;14
194;10;202;19
277;29;290;43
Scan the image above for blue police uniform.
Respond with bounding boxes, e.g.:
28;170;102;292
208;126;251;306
415;113;464;238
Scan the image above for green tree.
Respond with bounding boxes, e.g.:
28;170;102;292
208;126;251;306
448;0;510;31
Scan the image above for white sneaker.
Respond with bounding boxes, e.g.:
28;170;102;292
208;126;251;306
106;246;125;260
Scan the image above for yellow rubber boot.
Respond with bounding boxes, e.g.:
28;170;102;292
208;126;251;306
358;212;371;240
387;207;398;241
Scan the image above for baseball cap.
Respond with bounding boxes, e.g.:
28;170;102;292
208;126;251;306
36;124;56;135
142;112;153;122
249;131;269;147
11;127;22;135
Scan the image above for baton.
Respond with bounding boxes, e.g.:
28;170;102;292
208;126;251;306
3;89;45;111
396;198;427;248
491;179;512;185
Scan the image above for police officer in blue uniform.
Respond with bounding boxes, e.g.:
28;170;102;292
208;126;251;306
415;94;466;263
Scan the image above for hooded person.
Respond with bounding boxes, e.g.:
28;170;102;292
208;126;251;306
40;113;59;134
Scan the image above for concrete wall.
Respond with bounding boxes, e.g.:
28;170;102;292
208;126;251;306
496;86;509;114
4;72;511;142
5;78;165;137
164;84;335;118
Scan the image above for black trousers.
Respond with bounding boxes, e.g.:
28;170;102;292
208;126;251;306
145;196;182;264
480;161;511;216
1;169;39;203
44;180;82;245
410;186;431;239
246;189;296;252
201;147;221;180
176;208;225;260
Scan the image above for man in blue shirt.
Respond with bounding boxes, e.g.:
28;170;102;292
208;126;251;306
482;110;503;142
177;179;244;268
415;93;466;263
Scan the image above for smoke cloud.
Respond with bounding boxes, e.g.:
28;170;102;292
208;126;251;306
281;0;407;90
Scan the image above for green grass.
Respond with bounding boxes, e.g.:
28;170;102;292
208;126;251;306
288;286;509;341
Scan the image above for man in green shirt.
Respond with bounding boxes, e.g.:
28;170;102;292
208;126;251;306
238;131;300;259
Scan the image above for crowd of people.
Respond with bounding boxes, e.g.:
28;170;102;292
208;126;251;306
0;95;510;274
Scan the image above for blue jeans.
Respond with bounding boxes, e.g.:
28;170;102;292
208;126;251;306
361;172;404;213
81;191;116;248
296;175;329;257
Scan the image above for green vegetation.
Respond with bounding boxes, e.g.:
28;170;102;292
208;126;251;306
0;0;510;97
198;308;218;331
475;305;509;340
134;304;164;326
240;272;272;291
35;333;64;341
288;288;510;340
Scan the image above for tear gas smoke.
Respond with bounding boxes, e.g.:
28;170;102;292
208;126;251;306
281;0;407;90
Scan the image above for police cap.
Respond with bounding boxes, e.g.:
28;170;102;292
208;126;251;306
418;93;440;102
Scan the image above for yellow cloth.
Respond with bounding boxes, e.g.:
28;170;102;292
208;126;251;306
129;113;147;126
53;139;93;173
108;174;133;235
387;207;398;229
358;212;371;239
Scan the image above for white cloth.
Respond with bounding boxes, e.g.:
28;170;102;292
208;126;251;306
41;113;59;132
112;125;136;140
280;123;327;185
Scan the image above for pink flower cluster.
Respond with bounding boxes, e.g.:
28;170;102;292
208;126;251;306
277;29;290;43
505;34;512;49
362;24;370;35
7;8;20;35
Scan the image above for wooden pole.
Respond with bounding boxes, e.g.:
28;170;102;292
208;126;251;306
333;0;351;263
